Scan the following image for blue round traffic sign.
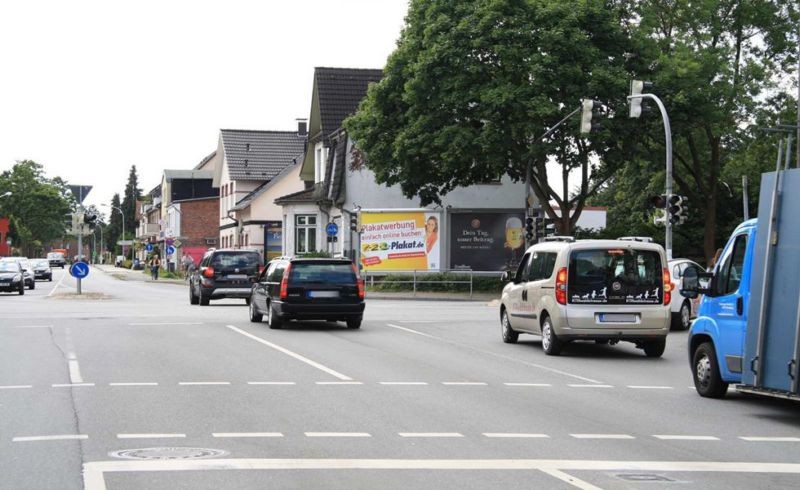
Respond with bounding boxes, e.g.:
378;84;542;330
145;243;153;252
70;262;90;279
326;222;339;237
166;245;176;255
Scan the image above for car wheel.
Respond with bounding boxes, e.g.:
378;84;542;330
189;286;199;305
500;309;518;344
692;342;728;398
643;338;666;357
541;316;562;356
346;317;362;329
249;298;263;323
679;301;691;330
267;301;283;329
199;294;210;306
19;283;24;295
29;280;35;290
48;276;52;282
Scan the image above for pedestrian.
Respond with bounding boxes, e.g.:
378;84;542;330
149;253;161;280
181;252;195;280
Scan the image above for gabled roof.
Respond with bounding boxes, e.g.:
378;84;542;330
231;154;303;211
218;129;306;183
163;170;214;182
274;186;316;205
194;151;217;170
314;67;383;141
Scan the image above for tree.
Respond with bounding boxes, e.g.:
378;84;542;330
120;165;141;236
345;0;639;233
107;193;123;254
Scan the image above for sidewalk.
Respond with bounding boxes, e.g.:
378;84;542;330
93;264;186;285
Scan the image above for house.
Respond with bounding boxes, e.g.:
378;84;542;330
136;185;162;262
276;67;528;273
210;125;307;257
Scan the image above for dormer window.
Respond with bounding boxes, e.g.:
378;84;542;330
246;143;250;152
244;159;248;167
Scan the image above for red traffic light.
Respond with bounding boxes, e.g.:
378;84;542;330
649;195;667;208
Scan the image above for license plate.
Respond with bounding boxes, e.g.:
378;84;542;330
599;313;637;323
227;274;247;280
308;291;340;299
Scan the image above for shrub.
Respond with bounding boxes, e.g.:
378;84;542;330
364;272;504;293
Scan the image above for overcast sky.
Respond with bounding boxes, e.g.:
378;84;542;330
0;0;409;213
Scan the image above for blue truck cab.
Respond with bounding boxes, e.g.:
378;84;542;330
683;168;800;401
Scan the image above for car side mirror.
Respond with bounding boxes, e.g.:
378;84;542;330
680;265;712;299
501;271;511;283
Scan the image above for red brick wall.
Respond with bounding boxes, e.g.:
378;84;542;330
180;198;219;249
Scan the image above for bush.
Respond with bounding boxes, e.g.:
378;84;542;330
365;272;504;293
121;260;133;269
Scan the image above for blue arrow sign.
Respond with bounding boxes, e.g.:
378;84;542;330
326;222;339;237
145;243;153;252
166;245;176;255
70;262;90;279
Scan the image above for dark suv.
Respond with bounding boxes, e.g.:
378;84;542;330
189;249;264;306
248;257;365;329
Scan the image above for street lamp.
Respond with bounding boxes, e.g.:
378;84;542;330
101;204;130;264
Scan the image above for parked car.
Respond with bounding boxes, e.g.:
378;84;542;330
0;260;25;295
667;258;701;330
499;237;671;357
189;248;264;306
32;259;53;281
115;255;125;267
47;251;66;268
0;257;35;290
248;257;365;329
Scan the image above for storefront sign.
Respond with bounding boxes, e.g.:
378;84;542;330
360;211;440;271
449;212;525;271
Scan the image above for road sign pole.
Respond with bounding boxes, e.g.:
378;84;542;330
77;222;82;295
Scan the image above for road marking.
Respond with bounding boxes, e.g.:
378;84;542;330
305;432;372;438
315;381;363;385
379;382;428;385
740;437;800;442
385;323;604;384
128;322;203;326
568;384;614;388
442;382;487;386
109;382;159;386
10;325;54;328
227;325;352;381
504;382;552;387
627;385;673;390
68;351;77;360
178;382;231;386
213;433;284;438
483;433;550;438
570;434;635;440
13;434;88;442
396;320;441;323
68;360;84;383
247;381;296;385
52;383;95;387
399;433;464;438
47;271;68;297
654;435;719;441
82;459;800;490
540;468;603;490
0;385;33;390
117;433;186;439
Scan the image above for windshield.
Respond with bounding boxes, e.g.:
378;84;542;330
289;262;357;285
34;260;49;267
568;248;662;305
0;262;20;273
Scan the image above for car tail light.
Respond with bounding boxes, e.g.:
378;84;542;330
663;267;672;305
555;267;567;305
202;267;215;278
351;263;365;299
279;263;292;300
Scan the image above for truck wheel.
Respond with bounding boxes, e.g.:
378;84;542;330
501;309;518;344
692;342;728;398
643;338;666;357
541;316;562;356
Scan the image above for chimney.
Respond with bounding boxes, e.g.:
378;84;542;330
296;118;308;136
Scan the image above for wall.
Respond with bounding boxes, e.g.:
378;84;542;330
248;164;304;222
180;198;219;249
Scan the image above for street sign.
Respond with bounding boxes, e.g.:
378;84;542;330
166;245;176;255
326;222;339;237
173;239;182;248
70;262;90;279
117;240;133;246
166;238;174;246
145;243;153;252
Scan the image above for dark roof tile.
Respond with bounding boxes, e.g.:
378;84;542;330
220;129;306;181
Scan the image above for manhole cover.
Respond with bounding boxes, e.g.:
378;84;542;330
109;447;228;460
615;473;675;482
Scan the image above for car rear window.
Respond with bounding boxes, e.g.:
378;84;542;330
211;252;262;271
568;248;663;305
289;262;356;285
0;262;19;273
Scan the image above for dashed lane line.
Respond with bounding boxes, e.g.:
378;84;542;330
315;381;363;385
568;384;614;388
305;432;372;438
247;381;296;385
739;437;800;442
627;385;674;390
399;433;464;438
379;382;428;385
570;434;635;440
654;435;720;441
178;382;231;386
13;435;88;442
442;382;488;386
117;433;186;439
128;322;203;326
504;383;552;387
109;382;159;386
0;385;32;390
51;383;95;388
483;433;550;438
213;433;284;438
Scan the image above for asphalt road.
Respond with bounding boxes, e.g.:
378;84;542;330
1;266;799;489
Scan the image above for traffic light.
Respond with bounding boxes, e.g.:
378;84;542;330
349;214;359;232
667;195;687;224
579;99;602;133
524;216;535;241
84;213;98;229
629;80;653;118
649;194;667;209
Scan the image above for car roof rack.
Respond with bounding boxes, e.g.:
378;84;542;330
541;236;576;243
618;236;653;243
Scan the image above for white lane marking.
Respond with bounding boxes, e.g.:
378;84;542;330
10;325;54;328
128;322;203;326
47;272;68;297
570;434;635;440
83;459;800;490
305;432;372;438
483;433;550;438
398;433;464;438
627;385;673;390
0;385;33;390
315;381;363;385
13;434;88;442
213;433;284;438
504;382;552;387
178;382;231;386
540;468;603;490
654;435;719;441
109;382;159;386
568;384;614;388
396;320;441;323
740;437;800;442
442;382;487;386
386;323;603;384
67;351;77;360
247;381;296;385
117;433;186;439
227;325;352;381
379;382;428;386
68;360;84;384
52;383;95;387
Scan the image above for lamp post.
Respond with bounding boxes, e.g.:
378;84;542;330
102;204;129;264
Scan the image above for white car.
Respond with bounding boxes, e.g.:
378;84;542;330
667;258;702;330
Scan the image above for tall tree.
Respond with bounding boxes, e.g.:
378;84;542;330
107;193;123;254
120;165;141;236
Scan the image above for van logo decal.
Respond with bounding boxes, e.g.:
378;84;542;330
612;281;622;292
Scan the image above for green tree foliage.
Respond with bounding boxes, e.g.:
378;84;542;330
121;165;141;235
106;193;123;254
345;0;639;232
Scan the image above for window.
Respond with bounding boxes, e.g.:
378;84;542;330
289;262;357;285
515;253;531;282
715;234;748;296
568;248;662;304
529;252;557;281
295;215;317;254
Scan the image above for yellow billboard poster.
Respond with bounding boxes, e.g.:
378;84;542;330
360;211;441;271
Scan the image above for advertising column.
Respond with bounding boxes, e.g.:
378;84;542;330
360;211;440;271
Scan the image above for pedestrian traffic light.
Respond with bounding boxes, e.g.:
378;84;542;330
84;213;98;229
349;214;359;232
579;99;602;133
629;80;653;118
524;216;535;241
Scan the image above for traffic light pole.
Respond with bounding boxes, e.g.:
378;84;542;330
628;93;673;259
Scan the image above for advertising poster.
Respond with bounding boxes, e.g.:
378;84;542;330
360;211;440;271
449;212;525;271
264;221;283;261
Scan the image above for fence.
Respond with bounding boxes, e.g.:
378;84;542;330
361;269;506;299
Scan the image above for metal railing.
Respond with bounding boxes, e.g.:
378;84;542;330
361;269;505;299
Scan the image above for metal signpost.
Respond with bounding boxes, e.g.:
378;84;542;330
70;261;90;294
326;222;339;255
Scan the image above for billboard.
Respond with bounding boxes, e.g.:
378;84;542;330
360;211;440;271
449;212;525;271
264;220;283;261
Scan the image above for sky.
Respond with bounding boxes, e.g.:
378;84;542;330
0;0;410;214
